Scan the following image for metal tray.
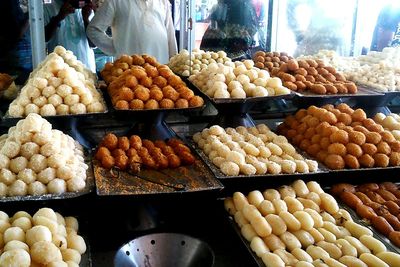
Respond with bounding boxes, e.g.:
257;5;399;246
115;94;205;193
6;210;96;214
0;155;95;202
295;86;383;98
187;139;327;181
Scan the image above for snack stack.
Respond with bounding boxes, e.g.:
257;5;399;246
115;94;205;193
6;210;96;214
168;49;233;76
0;114;88;197
225;180;400;267
253;51;358;94
278;104;400;169
0;208;86;266
101;54;204;110
8;46;105;117
193;125;318;176
188;60;291;99
374;113;400;141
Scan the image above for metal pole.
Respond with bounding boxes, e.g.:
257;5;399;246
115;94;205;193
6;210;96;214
28;0;46;68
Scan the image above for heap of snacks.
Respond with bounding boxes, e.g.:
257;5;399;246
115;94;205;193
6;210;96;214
331;182;400;247
100;54;204;110
193;125;318;176
253;51;358;95
0;114;87;197
0;208;86;266
374;113;400;141
225;180;400;267
188;61;291;99
300;48;400;92
278;104;400;169
95;134;195;172
8;46;105;117
168;49;233;76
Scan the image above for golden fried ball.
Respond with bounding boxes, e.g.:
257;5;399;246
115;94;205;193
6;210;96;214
365;132;382;145
111;149;126;158
335;122;346;129
115;100;129;110
336;103;354;114
348;131;366;146
295;109;308;120
189;96;204;107
381;131;396;143
389;152;400;166
129;135;142;150
330;130;349;144
299;139;312;151
129;99;145;109
140;77;153;87
95;147;111;161
102;133;118;150
292;134;304;145
322;126;337;137
307;144;321;156
115;154;128;170
337;113;352;125
149;89;163;101
325;154;345;170
153;76;168;88
328;143;347;156
180;89;195;100
316;121;330;134
167;75;184;87
311;134;322;144
321;111;337;124
118;137;130;151
101;155;115;169
304;127;316;139
296;123;308;134
144;99;159;109
175;98;189;109
116;87;134;102
346;143;363;158
362;143;378;155
359;154;375;168
162;86;180;101
306;117;320;127
159;99;175;109
316;151;329;162
158;68;173;78
373;153;389;167
134;86;150;101
343;154;360;169
377;141;391;154
353;125;369;135
320;137;331;150
352;109;367;122
131;67;147;79
132;55;145;65
144;65;159;78
143;54;158;65
390;141;400;152
126;76;138;88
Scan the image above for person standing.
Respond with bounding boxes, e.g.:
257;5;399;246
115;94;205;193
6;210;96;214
371;3;400;51
86;0;177;64
252;0;267;49
44;0;96;72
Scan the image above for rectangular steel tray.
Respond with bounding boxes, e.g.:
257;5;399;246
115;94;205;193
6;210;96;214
295;86;384;98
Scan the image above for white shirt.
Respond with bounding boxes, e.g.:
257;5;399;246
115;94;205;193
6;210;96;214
44;0;96;72
87;0;177;64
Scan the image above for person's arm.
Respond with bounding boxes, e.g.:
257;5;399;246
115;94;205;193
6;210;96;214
45;1;75;42
81;1;96;47
165;0;178;57
86;0;116;55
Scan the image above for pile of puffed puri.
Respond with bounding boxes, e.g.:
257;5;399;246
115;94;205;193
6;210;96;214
0;113;88;197
0;208;86;267
193;125;318;176
8;46;105;117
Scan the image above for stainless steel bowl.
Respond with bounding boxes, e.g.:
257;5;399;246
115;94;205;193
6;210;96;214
114;233;215;267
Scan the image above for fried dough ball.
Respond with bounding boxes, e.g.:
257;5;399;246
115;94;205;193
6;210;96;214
115;154;128;170
115;100;129;110
322;126;337;137
159;98;175;109
144;99;159;109
330;130;349;144
381;130;396;143
346;143;363;157
129;99;144;109
321;111;337;124
145;65;159;78
359;154;375;168
162;87;179;101
118;137;130;151
95;147;111;161
151;152;169;169
140;76;153;87
344;154;360;169
316;151;329;162
389;152;400;166
180;151;196;165
101;155;115;169
377;141;391;154
366;132;382;145
126;148;139;158
153;76;168;88
178;88;195;101
167;154;181;168
348;131;366;146
189;96;204;107
325;154;345;170
391;141;400;152
129;135;142;150
352;109;367;122
0;249;31;267
337;113;352;125
336;103;354;114
158;68;173;78
31;241;62;265
362;143;378;155
131;55;145;65
373;153;389;167
102;133;118;150
125;76;138;88
307;144;321;156
149;89;163;101
141;154;158;169
175;98;189;109
328;143;347;156
168;75;184;87
142;139;155;150
134;86;150;101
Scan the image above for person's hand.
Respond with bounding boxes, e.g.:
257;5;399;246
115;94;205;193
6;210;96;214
57;0;76;21
82;1;95;24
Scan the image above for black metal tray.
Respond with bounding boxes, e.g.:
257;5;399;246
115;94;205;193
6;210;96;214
295;86;383;98
0;156;95;202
